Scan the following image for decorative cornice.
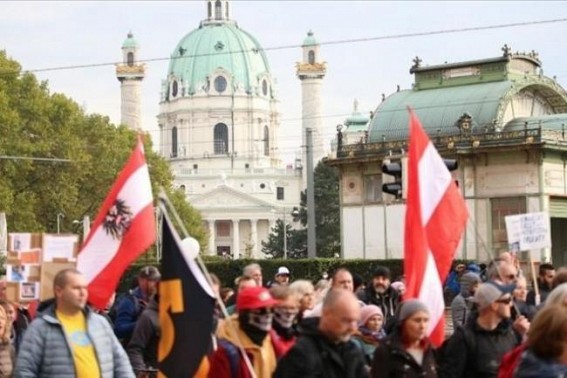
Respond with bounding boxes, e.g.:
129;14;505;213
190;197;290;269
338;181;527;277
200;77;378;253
116;64;145;75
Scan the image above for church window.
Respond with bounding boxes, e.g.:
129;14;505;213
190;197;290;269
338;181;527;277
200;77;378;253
214;123;228;154
217;221;230;237
277;187;284;200
225;1;229;18
171;126;178;158
214;76;227;93
308;50;315;65
127;52;134;66
262;80;268;96
172;81;178;97
215;0;222;20
208;1;212;18
264;126;269;156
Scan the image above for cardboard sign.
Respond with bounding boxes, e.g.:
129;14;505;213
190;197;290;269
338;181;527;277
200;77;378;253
505;212;551;251
39;261;77;301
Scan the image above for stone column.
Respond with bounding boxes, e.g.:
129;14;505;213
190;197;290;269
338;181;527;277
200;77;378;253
250;219;258;258
232;219;240;260
208;220;215;255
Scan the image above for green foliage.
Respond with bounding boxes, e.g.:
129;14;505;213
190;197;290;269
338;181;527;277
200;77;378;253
261;219;307;259
0;50;206;249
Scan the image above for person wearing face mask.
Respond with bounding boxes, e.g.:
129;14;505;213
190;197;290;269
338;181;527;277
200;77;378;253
209;286;279;378
269;286;300;358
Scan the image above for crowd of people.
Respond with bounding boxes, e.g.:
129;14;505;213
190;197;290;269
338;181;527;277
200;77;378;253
0;252;566;377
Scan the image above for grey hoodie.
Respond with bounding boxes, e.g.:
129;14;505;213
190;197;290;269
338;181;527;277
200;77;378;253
450;272;481;328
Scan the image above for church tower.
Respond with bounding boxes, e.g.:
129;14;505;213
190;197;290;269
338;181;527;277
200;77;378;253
296;30;327;186
116;32;145;130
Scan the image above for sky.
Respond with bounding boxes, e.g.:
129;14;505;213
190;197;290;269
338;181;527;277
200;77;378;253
1;1;567;164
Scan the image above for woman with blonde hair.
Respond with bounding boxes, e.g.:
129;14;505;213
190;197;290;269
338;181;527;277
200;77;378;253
515;304;567;377
288;280;315;321
0;305;13;377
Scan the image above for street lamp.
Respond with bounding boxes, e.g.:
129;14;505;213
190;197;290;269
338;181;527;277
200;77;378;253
282;207;300;260
56;212;65;234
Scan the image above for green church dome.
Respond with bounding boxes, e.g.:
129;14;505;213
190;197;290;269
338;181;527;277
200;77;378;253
303;30;318;47
166;21;271;96
122;32;138;49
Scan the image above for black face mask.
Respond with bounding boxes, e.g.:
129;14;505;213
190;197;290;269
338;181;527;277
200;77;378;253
239;309;271;346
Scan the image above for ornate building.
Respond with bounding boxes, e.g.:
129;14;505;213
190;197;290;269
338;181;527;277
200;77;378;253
116;32;145;131
118;0;309;258
327;47;567;265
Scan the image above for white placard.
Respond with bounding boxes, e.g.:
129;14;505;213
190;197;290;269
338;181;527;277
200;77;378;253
20;282;39;301
42;234;78;262
505;212;551;251
9;233;31;252
6;264;28;282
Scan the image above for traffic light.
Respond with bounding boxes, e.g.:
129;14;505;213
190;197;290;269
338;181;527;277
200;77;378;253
382;161;402;199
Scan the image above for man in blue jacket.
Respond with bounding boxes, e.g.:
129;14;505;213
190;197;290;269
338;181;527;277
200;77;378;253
14;268;134;377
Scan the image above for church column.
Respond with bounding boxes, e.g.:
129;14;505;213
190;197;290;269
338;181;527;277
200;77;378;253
268;219;276;234
250;219;258;258
208;220;215;255
232;219;240;259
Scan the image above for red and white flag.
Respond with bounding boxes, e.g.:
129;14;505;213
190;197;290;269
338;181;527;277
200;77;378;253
77;136;156;309
404;109;468;346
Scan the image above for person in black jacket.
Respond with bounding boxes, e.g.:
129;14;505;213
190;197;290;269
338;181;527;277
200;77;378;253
371;299;437;378
273;289;369;378
438;281;529;378
357;266;401;332
126;295;159;375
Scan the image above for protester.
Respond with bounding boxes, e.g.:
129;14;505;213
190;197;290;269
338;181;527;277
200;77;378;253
14;268;134;377
352;304;385;365
269;286;299;358
288;280;315;322
438;281;527;378
268;267;291;287
305;268;355;318
512;275;537;321
543;282;567;307
273;289;369;378
514;304;567;377
0;279;30;353
353;273;366;297
226;276;257;316
0;305;13;377
357;266;401;331
551;266;567;289
208;286;279;378
487;260;518;285
371;299;437;378
526;263;555;306
242;263;263;287
444;263;466;303
113;266;160;345
450;271;481;328
126;290;159;375
390;281;405;297
313;278;330;306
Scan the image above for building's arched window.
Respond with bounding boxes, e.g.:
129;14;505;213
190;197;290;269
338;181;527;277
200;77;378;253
308;50;315;65
264;125;269;156
215;0;222;19
171;126;178;157
208;1;212;18
127;52;134;66
214;123;228;154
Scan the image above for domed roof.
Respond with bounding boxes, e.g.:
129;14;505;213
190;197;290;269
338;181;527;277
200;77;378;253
122;32;138;49
303;30;318;47
167;20;271;95
344;99;369;131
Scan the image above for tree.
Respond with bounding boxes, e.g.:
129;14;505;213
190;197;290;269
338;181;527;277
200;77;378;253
262;161;340;258
0;50;206;255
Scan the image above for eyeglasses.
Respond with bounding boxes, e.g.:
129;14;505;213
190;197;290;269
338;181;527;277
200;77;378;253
495;297;513;305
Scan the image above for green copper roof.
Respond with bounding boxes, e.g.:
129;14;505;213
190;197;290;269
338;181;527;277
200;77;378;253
122;32;138;49
505;114;567;132
167;22;271;94
303;30;318;47
368;81;513;142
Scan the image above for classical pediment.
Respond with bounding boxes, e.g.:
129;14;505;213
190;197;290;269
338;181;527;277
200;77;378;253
189;185;274;209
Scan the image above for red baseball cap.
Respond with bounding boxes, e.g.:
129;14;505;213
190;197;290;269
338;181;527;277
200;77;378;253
236;287;279;311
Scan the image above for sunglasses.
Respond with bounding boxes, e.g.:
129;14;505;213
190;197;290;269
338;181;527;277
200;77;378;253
495;297;513;305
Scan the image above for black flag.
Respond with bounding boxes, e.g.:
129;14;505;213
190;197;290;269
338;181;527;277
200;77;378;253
158;206;215;377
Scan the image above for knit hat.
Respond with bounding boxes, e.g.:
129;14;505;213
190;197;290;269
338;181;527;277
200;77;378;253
398;299;429;323
473;281;515;311
372;266;391;279
359;305;383;326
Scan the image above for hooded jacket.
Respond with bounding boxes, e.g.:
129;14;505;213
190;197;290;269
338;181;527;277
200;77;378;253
357;285;401;331
514;349;567;378
450;272;480;328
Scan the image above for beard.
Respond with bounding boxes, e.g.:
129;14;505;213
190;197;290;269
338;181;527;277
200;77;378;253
374;284;387;294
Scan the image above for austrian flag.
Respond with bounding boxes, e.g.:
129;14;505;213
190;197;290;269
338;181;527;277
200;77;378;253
77;137;156;309
404;109;468;346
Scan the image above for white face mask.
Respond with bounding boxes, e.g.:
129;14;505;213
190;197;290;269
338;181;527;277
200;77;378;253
248;310;273;332
274;307;298;329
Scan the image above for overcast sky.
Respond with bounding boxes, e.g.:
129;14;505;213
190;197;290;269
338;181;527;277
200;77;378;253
1;1;566;163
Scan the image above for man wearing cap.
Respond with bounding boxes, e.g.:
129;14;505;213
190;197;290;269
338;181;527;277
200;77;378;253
208;286;279;378
438;281;529;378
274;289;369;378
357;266;400;331
113;266;160;345
268;267;291;288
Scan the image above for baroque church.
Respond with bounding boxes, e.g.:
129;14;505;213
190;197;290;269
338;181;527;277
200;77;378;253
116;0;327;258
327;47;567;266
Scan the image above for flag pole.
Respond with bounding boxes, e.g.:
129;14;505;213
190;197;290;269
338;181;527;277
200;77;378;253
158;189;258;378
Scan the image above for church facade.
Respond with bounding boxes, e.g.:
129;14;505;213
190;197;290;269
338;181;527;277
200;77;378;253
118;0;327;258
327;47;567;265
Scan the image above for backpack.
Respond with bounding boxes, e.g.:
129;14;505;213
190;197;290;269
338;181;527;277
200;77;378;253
217;339;241;378
108;292;142;324
497;343;527;378
438;325;477;373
